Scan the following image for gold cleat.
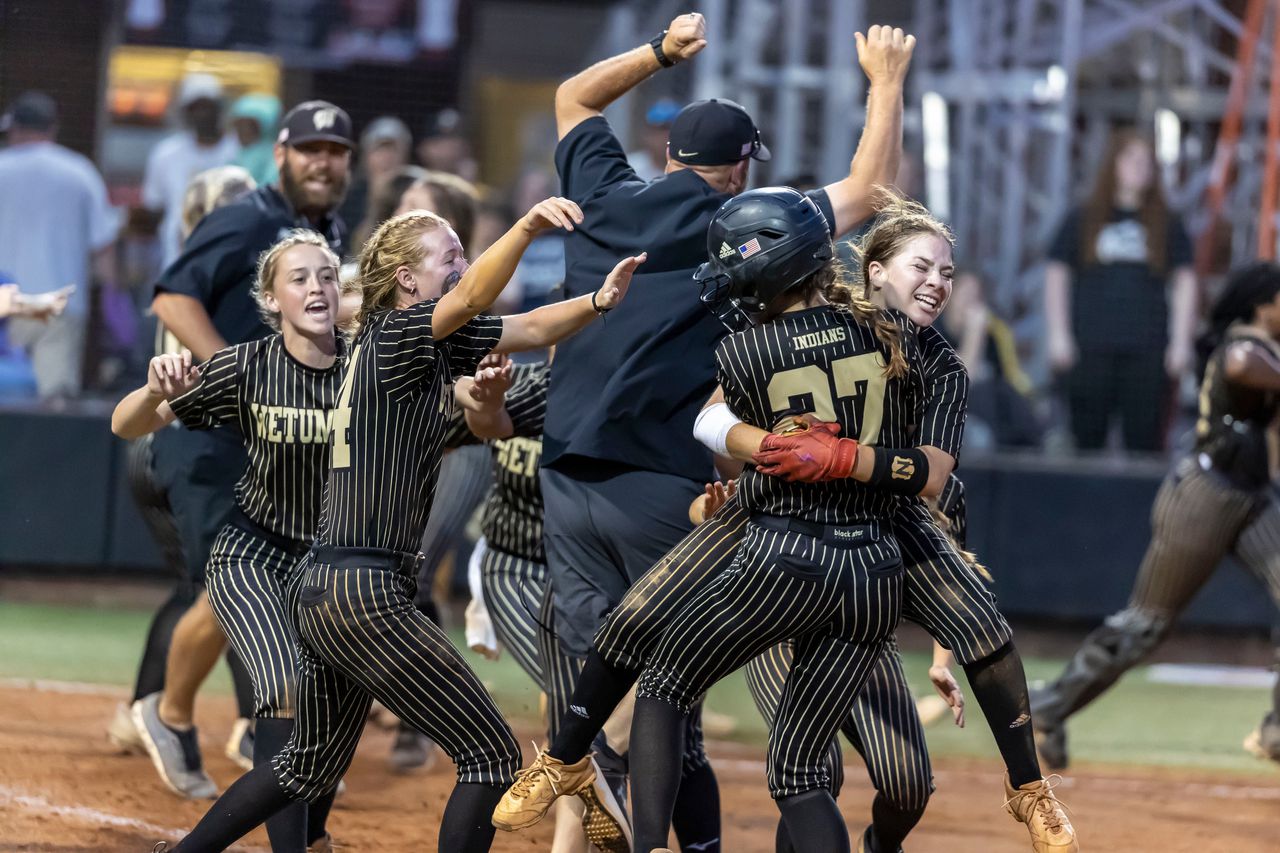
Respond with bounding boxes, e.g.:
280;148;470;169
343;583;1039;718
1004;774;1079;852
494;749;632;851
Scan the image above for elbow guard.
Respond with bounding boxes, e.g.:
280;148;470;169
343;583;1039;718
867;447;930;495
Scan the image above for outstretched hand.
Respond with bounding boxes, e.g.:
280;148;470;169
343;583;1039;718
662;12;707;63
520;197;585;237
593;252;647;312
468;353;514;409
855;24;915;87
147;351;201;401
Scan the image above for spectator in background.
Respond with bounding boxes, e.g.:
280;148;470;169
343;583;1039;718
1045;128;1197;453
941;270;1042;449
351;163;427;251
140;74;239;267
395;170;479;249
627;97;681;181
229;93;281;187
505;167;565;315
338;115;413;236
0;91;120;399
416;108;478;181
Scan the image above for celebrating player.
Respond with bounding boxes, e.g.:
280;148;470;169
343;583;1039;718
115;230;348;851
1032;261;1280;770
157;198;643;853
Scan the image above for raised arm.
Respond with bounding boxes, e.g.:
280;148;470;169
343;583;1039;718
432;197;583;341
822;26;915;237
556;13;707;139
112;352;199;439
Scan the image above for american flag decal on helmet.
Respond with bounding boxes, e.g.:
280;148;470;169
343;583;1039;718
738;238;762;258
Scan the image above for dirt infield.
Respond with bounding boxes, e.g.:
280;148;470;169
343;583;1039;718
1;682;1275;852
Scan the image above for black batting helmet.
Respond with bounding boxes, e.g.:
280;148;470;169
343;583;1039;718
694;186;833;332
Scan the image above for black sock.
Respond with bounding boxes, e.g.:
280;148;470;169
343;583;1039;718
227;648;256;720
776;789;850;853
254;718;308;851
548;648;639;764
172;765;294;852
630;696;686;852
131;587;196;701
963;641;1041;787
869;792;925;852
437;782;504;853
672;760;721;852
307;786;337;845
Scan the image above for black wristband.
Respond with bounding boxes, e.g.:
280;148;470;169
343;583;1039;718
650;31;675;67
591;290;611;315
867;447;930;496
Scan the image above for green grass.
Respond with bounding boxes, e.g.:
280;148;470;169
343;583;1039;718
1;600;1273;775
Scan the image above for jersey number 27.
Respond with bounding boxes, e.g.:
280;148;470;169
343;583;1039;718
767;352;886;444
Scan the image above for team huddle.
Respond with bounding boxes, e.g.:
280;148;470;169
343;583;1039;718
100;10;1280;853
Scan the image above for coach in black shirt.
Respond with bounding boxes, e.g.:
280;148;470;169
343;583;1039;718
132;101;354;787
539;13;914;844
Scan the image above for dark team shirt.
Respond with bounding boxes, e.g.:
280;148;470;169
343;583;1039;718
546;115;836;480
315;301;503;553
915;325;969;460
1194;325;1280;490
718;305;925;525
168;334;347;542
1048;206;1191;352
442;363;550;562
154;185;346;348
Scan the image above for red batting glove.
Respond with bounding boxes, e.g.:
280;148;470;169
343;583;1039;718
752;421;859;482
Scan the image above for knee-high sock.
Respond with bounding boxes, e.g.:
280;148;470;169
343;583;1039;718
629;697;686;853
131;587;196;701
963;641;1040;787
255;718;308;852
548;649;639;764
870;792;925;852
776;789;850;853
226;647;256;720
307;787;338;845
171;765;294;852
437;783;505;853
672;760;721;852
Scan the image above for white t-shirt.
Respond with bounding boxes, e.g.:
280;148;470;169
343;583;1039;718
0;141;121;316
141;131;239;266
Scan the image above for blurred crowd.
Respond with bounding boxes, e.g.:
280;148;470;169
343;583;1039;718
0;75;1213;459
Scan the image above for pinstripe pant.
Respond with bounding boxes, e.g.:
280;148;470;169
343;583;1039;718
1037;460;1280;724
205;525;306;719
637;521;903;797
479;547;580;745
745;639;933;811
272;555;521;800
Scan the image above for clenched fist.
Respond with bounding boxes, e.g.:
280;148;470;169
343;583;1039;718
856;24;915;87
662;12;708;63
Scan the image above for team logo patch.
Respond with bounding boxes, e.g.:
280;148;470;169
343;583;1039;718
718;241;735;260
738;237;762;259
891;455;915;480
313;108;338;130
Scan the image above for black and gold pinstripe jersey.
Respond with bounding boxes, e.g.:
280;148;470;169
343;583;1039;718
915;325;969;459
717;305;925;525
168;334;347;542
441;362;550;561
1195;324;1280;490
315;302;503;553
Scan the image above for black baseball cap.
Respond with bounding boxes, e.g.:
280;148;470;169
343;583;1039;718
276;100;355;149
0;91;58;133
668;99;770;166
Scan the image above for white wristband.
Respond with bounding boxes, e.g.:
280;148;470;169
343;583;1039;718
693;402;742;456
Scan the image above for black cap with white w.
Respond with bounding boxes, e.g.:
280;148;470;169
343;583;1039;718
277;100;355;149
667;99;771;167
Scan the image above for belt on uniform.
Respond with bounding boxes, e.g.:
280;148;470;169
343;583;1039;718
311;544;423;574
749;511;880;545
231;508;310;558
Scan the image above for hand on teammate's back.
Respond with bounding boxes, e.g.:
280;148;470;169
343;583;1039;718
661;12;708;63
146;351;201;400
855;24;916;86
519;197;584;237
593;252;647;312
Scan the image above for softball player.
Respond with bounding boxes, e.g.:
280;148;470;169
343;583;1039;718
160;200;642;853
1033;261;1280;769
115;229;347;850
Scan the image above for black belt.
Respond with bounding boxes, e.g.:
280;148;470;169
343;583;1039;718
311;544;423;574
231;509;310;558
750;511;880;546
